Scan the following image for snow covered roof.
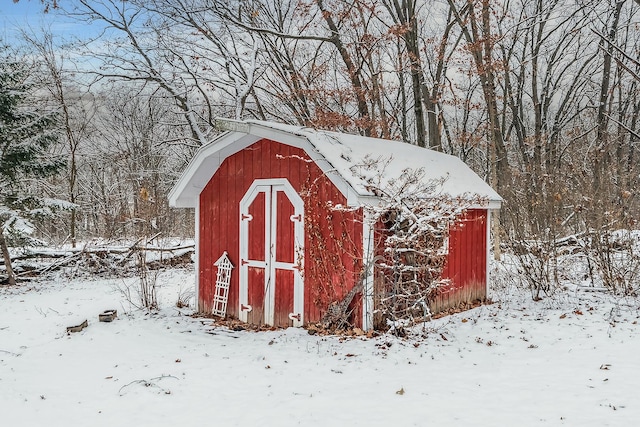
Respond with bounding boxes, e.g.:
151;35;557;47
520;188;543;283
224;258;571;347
168;119;502;209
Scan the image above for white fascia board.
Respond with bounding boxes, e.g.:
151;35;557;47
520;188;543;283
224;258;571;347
168;132;260;208
486;209;492;300
194;202;200;312
485;200;502;210
167;131;233;208
361;207;375;331
466;199;502;210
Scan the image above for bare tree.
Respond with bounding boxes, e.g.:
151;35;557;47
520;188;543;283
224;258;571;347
71;0;212;146
445;0;510;199
21;29;96;247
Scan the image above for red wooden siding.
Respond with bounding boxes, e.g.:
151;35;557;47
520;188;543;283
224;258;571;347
435;209;487;313
246;192;266;324
199;139;363;327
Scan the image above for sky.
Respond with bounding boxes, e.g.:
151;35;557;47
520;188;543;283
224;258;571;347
0;0;91;45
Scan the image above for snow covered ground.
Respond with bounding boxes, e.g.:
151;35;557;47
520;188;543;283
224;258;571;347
1;267;639;426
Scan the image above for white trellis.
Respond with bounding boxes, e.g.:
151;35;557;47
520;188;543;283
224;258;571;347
212;251;234;318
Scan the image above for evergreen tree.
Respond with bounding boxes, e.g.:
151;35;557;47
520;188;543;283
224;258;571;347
0;48;64;285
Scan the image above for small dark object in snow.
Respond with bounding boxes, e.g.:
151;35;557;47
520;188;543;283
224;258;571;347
66;319;88;333
99;310;117;322
233;325;245;331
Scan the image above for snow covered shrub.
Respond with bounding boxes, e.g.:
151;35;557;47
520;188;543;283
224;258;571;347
566;194;640;294
374;199;450;325
509;238;558;300
508;228;640;297
352;160;482;330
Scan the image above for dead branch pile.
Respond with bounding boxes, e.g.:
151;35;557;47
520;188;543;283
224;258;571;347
0;240;194;281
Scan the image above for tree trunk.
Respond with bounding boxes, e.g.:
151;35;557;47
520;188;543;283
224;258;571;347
0;232;16;285
594;0;624;194
316;0;372;135
447;0;510;194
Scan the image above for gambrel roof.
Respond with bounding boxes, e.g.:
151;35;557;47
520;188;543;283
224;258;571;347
168;119;502;209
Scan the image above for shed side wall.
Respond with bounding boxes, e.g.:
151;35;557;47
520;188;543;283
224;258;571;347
434;208;488;313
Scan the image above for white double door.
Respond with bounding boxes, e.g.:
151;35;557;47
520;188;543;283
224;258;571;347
238;179;304;327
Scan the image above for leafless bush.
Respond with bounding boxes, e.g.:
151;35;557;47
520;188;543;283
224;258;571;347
136;248;158;310
583;229;640;295
117;243;159;311
354;163;482;331
175;285;194;308
375;199;454;329
508;238;558;300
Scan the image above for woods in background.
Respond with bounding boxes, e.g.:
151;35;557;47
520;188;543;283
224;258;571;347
3;1;640;278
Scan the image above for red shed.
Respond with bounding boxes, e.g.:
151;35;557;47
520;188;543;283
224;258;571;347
169;119;502;330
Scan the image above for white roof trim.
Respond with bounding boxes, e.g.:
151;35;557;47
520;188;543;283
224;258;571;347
168;132;259;207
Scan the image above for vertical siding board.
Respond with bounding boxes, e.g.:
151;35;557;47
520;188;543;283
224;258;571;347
222;157;233;315
274;270;295;326
247;267;265;324
478;211;483;291
274;191;295;326
471;211;478;297
474;210;481;298
208;176;218;313
467;211;475;298
277;143;289;179
229;154;240;305
470;211;476;297
276;191;295;263
433;209;489;315
198;192;207;312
